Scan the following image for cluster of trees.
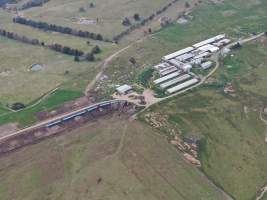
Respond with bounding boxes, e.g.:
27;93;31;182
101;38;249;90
48;43;84;57
0;29;43;45
20;0;50;10
122;14;141;26
0;29;102;61
0;0;16;7
11;102;25;111
113;0;180;42
13;17;105;41
79;45;101;62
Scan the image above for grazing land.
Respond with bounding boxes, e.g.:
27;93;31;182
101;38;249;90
0;115;226;200
0;0;267;200
100;0;267;95
140;38;267;200
0;0;195;119
0;37;94;105
21;0;188;39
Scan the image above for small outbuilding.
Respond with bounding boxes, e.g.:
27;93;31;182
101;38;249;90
116;85;133;95
201;61;213;70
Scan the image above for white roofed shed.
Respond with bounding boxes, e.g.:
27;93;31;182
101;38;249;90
201;61;213;70
163;47;194;61
193;34;225;48
116;85;133;95
167;78;199;94
153;71;181;85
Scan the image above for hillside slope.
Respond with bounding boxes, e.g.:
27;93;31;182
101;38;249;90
0;115;226;200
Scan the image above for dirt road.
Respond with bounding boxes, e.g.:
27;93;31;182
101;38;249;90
0;100;122;142
133;32;264;118
85;38;146;95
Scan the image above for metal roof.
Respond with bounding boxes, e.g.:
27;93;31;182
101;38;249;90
116;85;132;94
160;74;191;89
163;47;194;60
193;34;225;48
153;71;181;85
201;61;213;69
167;78;199;94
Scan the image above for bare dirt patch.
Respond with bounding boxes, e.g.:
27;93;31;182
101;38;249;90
0;123;19;138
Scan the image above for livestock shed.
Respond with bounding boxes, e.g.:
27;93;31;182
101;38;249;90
153;71;181;85
194;52;210;59
159;66;178;77
213;38;231;47
168;59;184;67
181;64;192;72
193;34;225;48
176;53;194;61
153;62;171;70
166;78;199;94
163;47;194;61
198;44;219;53
116;85;133;95
160;74;191;89
201;61;213;70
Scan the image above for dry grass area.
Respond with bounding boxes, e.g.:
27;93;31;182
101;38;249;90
0;37;98;105
21;0;178;38
0;115;226;200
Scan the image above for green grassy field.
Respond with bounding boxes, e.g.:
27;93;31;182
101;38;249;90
140;38;267;200
0;89;82;127
21;0;175;38
0;36;97;105
102;0;267;92
0;115;226;200
0;0;193;112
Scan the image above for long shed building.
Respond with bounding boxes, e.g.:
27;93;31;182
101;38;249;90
167;78;199;94
153;71;181;85
193;34;225;48
160;74;191;89
163;47;194;61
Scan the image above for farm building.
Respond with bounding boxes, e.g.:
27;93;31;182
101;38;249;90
194;52;210;59
116;85;133;95
201;61;213;70
190;58;203;65
163;47;194;61
153;62;171;71
193;34;225;48
176;53;195;62
168;59;184;68
153;71;181;85
160;74;191;89
159;66;178;77
181;64;192;72
198;44;220;53
166;78;199;94
213;38;231;47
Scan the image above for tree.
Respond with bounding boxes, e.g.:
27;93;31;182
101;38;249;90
129;57;136;65
11;102;25;111
133;13;140;21
89;2;94;8
91;45;101;54
86;52;95;61
185;2;190;8
79;7;85;12
122;17;131;26
74;55;80;62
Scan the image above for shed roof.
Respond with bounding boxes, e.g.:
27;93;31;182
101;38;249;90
163;47;194;60
116;85;132;94
193;34;225;48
